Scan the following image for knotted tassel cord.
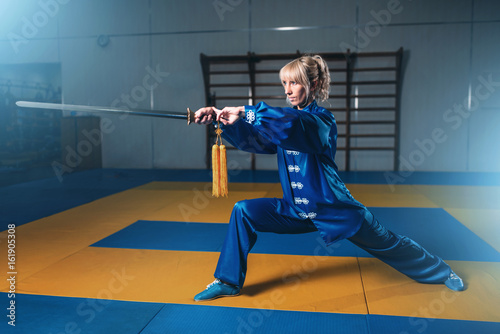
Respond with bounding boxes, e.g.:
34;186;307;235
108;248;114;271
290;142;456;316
212;121;228;197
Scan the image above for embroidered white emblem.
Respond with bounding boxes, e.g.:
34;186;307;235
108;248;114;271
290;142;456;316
245;110;256;123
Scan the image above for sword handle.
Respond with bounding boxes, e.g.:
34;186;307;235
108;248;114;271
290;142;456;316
187;107;195;125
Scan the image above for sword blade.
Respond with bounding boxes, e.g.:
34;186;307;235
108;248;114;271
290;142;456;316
15;101;194;125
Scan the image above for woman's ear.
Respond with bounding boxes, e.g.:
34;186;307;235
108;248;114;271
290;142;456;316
311;80;318;92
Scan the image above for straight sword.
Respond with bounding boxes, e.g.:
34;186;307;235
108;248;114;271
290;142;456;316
15;101;195;125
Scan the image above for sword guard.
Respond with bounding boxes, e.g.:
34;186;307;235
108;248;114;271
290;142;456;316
187;107;194;125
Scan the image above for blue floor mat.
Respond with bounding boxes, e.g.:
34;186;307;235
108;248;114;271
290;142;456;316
0;292;163;334
91;207;500;262
142;303;369;334
91;219;361;257
4;293;498;334
368;314;500;334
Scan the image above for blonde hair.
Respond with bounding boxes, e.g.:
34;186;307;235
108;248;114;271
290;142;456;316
279;55;331;103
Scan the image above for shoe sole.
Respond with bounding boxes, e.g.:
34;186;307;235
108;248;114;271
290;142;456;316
194;292;241;302
445;280;465;291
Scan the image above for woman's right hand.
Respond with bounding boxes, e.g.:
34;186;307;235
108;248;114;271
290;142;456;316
194;107;216;124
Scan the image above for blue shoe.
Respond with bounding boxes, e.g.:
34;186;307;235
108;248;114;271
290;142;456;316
444;271;465;291
194;279;240;301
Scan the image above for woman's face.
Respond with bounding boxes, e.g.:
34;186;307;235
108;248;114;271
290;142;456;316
282;79;308;109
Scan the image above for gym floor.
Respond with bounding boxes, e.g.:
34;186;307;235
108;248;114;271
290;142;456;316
1;169;499;333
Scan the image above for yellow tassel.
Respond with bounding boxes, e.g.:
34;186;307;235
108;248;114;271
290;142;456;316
212;144;220;197
212;122;228;198
220;144;228;197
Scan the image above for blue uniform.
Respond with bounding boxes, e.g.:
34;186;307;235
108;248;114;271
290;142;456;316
215;101;451;288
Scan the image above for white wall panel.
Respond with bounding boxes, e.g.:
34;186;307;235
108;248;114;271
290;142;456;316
0;39;59;64
226;150;253;170
471;22;500;109
100;114;154;169
251;0;356;28
351;150;395;171
59;35;153;169
468;110;500;172
151;0;249;32
255;154;278;170
251;28;355;54
0;0;61;40
474;0;500;21
357;24;471;171
59;36;151;105
468;21;500;171
58;0;150;37
358;0;471;25
0;0;61;59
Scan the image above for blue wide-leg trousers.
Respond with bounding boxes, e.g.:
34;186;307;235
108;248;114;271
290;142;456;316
214;198;451;288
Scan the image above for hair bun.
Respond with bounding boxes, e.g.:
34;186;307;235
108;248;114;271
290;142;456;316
311;55;330;102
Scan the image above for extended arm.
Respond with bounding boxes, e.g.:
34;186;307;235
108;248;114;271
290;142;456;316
194;106;277;154
243;102;334;154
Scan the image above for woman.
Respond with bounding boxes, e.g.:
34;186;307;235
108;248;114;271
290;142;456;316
193;55;464;301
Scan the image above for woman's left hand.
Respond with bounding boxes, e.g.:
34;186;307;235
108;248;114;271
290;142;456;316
216;106;245;125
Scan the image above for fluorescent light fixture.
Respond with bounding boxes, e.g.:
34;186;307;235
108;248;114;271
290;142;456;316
275;26;302;31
